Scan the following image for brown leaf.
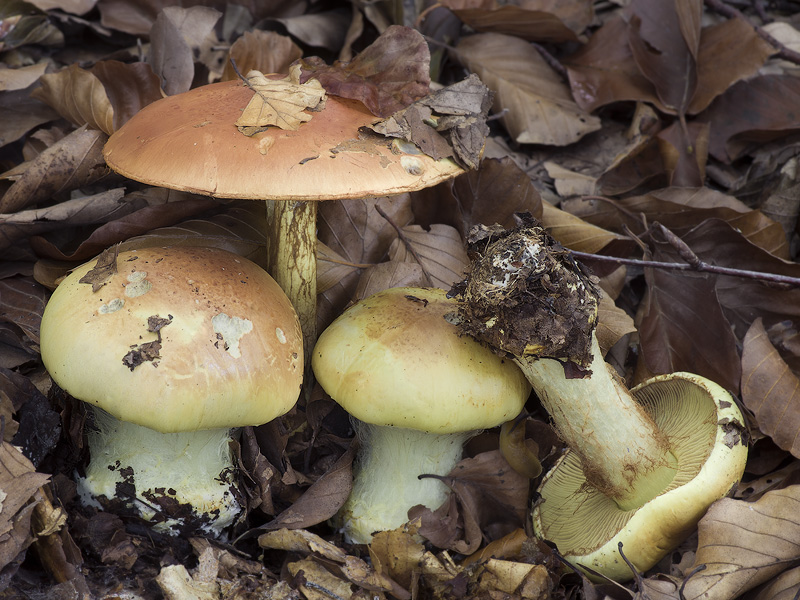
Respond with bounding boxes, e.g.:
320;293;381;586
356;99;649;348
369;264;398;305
565;15;659;113
0;276;47;345
413;450;530;555
236;68;326;132
446;0;592;43
688;16;775;114
388;224;470;290
625;0;700;115
317;195;412;331
741;318;800;457
221;30;302;81
353;262;427;301
639;267;742;391
679;486;800;599
29;196;222;262
30;65;114;134
0;126;107;213
454;32;601;145
411;157;543;238
148;6;221;96
700;75;800;162
298;25;430;118
91;61;164;131
541;201;634;255
258;443;356;531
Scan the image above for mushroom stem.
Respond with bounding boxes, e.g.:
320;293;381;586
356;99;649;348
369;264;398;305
514;334;678;511
266;199;318;365
78;408;240;534
338;421;472;544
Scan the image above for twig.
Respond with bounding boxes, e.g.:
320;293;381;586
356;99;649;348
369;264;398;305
704;0;800;65
375;204;435;286
570;249;800;288
531;42;568;81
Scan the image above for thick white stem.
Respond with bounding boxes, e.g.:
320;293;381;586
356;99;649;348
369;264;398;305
78;408;240;534
338;421;471;544
519;335;677;510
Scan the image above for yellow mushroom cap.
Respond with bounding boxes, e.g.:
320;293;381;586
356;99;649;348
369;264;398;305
532;372;748;581
103;79;464;201
312;287;531;433
40;246;303;433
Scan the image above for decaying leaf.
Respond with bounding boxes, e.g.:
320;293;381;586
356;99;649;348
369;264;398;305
741;318;800;458
298;25;431;118
388;223;470;290
235;66;326;133
455;32;601;145
30;64;115;135
78;245;119;292
678;486;800;599
370;73;492;169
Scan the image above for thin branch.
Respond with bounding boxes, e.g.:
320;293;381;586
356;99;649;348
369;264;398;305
571;250;800;288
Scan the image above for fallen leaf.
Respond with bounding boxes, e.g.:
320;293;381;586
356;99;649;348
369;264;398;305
679;486;800;599
236;67;326;132
222;30;302;81
0;126;107;214
454;32;601;145
30;64;114;134
298;25;430;118
741;318;800;458
91;60;164;131
388;224;470;289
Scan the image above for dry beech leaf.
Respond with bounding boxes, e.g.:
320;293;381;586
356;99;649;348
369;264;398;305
540;201;633;255
316;241;362;296
31;64;114;134
596;294;636;355
678;486;800;600
90;60;164;131
454;32;601;145
236;67;326;132
257;443;355;531
0;441;50;573
354;261;427;301
0;126;107;214
741;318;800;457
298;24;430;118
0;276;48;344
149;6;221;96
258;528;347;563
388;223;470;290
287;557;352;600
221;30;302;82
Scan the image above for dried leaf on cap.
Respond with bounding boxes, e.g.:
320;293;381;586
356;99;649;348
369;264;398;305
236;66;326;134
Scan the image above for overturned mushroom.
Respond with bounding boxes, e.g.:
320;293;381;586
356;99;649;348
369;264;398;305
40;246;303;534
451;220;748;581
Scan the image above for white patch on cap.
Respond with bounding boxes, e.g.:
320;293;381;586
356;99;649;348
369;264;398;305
275;327;287;344
212;314;253;358
401;155;424;176
125;271;152;297
98;298;125;314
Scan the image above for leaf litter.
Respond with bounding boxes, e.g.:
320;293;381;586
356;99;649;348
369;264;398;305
6;0;800;598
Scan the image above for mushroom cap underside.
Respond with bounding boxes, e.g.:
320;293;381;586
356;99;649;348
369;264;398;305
311;287;531;433
40;246;303;433
532;372;748;582
103;79;464;200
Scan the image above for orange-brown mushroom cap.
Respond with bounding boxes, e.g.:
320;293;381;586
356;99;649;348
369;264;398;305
103;79;465;200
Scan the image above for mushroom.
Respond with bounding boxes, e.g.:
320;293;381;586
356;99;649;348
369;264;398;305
102;75;466;359
311;286;531;544
40;246;303;534
452;221;748;581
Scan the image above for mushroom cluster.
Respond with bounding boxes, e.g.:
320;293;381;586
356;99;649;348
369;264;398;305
103;75;466;358
40;246;303;534
311;287;531;543
452;221;748;581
